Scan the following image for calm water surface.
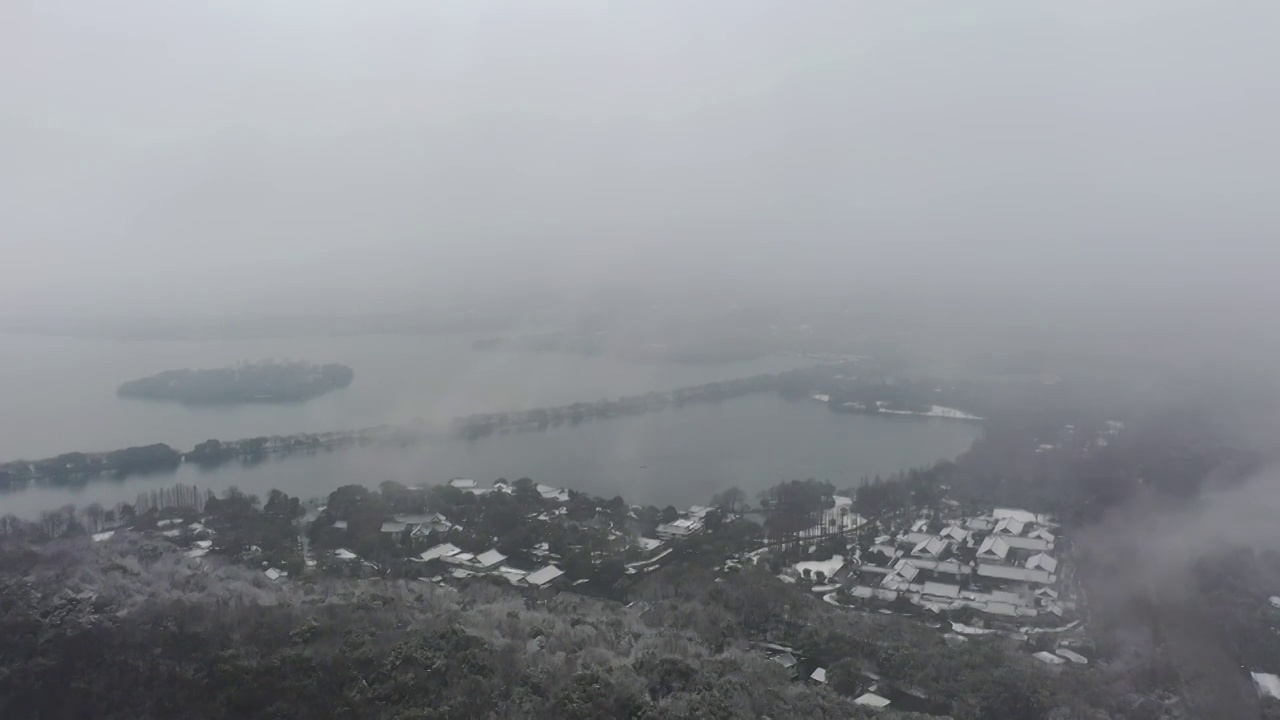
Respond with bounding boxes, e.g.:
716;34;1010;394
2;394;980;517
0;332;807;459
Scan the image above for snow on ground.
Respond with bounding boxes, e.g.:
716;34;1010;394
1055;648;1088;664
91;531;114;542
811;394;831;403
1033;651;1066;665
1023;620;1082;635
878;405;983;420
811;584;839;593
626;548;673;570
854;692;891;708
950;621;997;635
926;405;983;420
1253;672;1280;699
794;555;845;579
795;500;864;540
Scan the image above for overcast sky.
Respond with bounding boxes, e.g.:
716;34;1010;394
3;0;1278;317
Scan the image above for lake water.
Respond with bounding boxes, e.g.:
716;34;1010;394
2;394;980;518
0;332;807;460
0;333;981;517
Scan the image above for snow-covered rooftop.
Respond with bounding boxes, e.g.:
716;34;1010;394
1025;552;1059;573
922;581;961;599
977;535;1011;560
1033;651;1065;665
854;692;891;708
419;543;461;562
474;549;507;568
993;508;1040;524
976;563;1054;584
1055;648;1088;664
912;537;948;558
966;517;996;532
902;558;967;576
1253;672;1280;699
993;517;1026;536
525;565;565;587
1000;535;1052;551
536;484;571;502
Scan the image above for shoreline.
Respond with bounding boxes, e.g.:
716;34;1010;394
0;393;985;520
1;364;857;491
1;364;986;513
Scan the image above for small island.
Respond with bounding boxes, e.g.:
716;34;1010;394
117;360;354;405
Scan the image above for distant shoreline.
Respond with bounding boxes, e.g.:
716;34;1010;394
811;394;984;422
1;362;984;493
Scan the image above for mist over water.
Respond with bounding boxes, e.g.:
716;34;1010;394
0;332;807;459
0;394;981;518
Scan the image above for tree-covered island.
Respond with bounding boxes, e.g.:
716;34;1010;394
116;361;354;405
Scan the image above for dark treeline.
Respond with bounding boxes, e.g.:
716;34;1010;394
0;560;950;719
448;363;846;440
847;408;1265;531
0;433;376;492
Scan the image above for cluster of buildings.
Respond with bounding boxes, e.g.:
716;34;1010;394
1035;419;1126;455
325;478;680;593
656;505;712;539
799;508;1073;625
758;641;895;711
412;541;566;593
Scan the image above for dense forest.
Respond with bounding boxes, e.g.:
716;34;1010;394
0;532;1112;720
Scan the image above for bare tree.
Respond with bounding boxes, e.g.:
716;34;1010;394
85;503;105;533
711;486;748;514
